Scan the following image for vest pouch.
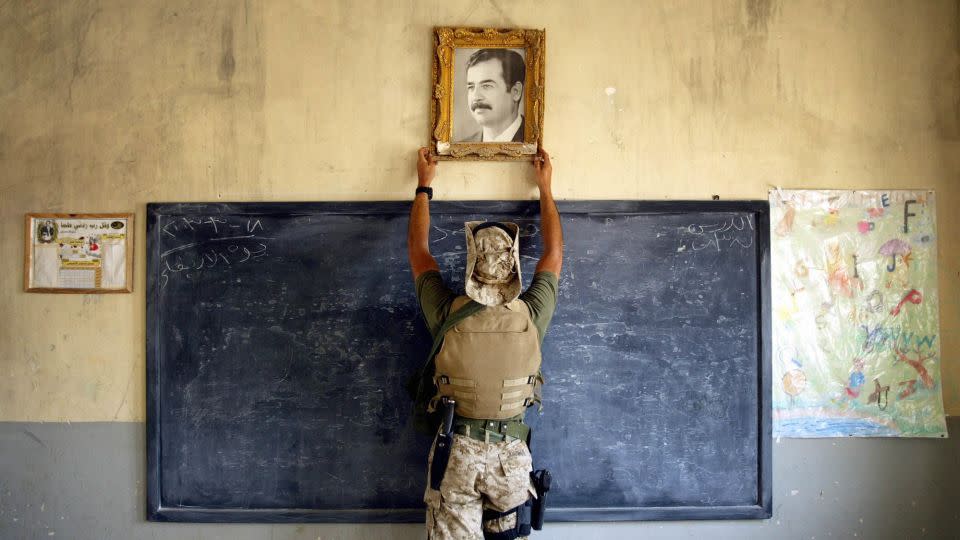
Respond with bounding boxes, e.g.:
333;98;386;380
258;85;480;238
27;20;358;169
434;298;544;421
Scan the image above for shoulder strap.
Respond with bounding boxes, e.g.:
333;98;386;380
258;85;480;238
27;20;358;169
407;297;485;432
410;297;484;398
425;297;484;363
413;297;484;413
450;295;472;313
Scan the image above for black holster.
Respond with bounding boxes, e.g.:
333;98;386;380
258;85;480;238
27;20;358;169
481;469;552;539
482;499;532;540
428;397;456;491
530;469;551;530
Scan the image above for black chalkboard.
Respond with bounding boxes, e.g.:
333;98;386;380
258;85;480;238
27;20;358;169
146;201;771;523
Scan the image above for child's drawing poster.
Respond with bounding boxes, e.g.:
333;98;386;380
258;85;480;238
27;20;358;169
770;190;946;438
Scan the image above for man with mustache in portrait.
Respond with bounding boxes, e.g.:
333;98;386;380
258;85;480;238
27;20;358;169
462;49;526;143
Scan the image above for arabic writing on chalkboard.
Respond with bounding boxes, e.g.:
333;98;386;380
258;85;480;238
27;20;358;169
159;216;273;288
676;216;754;253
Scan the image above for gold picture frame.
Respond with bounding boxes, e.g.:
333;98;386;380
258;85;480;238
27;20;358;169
430;27;545;161
24;213;135;293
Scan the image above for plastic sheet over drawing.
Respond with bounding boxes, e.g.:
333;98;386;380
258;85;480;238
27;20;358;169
769;190;946;438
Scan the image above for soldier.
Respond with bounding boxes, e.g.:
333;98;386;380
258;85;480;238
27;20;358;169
408;147;562;539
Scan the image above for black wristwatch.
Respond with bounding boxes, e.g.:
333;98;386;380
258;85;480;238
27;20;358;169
415;186;433;200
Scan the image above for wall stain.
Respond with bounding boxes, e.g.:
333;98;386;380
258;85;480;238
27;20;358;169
933;0;960;140
736;0;781;91
456;0;514;27
454;0;482;25
745;0;774;33
219;21;236;84
713;62;725;101
487;0;515;27
937;63;960;140
776;50;782;98
66;7;102;110
687;57;703;94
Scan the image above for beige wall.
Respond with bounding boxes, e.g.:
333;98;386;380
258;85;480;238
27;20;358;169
1;0;957;421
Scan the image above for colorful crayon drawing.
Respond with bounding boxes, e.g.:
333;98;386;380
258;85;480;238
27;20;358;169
769;190;946;438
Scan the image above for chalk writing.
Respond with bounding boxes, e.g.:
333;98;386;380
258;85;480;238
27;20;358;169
158;216;272;289
677;216;754;253
162;216;264;239
159;243;269;289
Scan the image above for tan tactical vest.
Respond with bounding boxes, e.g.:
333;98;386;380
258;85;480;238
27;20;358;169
433;296;543;420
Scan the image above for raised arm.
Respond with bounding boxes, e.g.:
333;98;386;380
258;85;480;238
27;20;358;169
408;148;441;279
533;149;563;276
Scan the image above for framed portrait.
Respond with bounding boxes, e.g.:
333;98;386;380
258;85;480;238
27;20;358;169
24;213;134;293
430;27;545;161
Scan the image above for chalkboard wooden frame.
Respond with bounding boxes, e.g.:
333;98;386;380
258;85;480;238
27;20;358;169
146;200;771;523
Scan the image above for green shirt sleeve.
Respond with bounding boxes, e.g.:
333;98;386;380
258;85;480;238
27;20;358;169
415;270;457;337
520;271;559;343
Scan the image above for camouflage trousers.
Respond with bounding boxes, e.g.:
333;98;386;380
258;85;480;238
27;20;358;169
424;434;536;540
